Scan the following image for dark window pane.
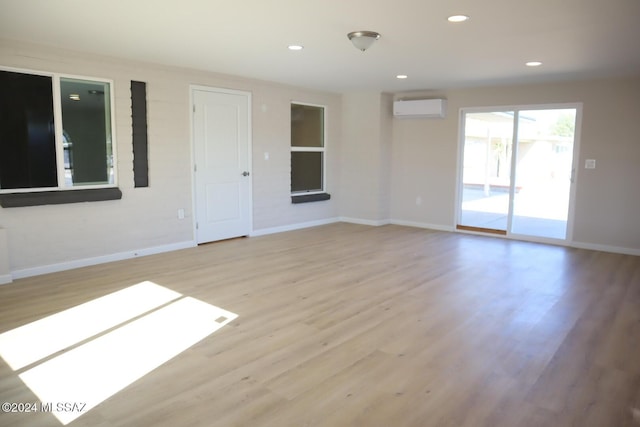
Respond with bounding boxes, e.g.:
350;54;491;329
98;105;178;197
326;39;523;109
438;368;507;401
291;104;324;147
60;78;113;186
0;71;57;189
291;152;322;192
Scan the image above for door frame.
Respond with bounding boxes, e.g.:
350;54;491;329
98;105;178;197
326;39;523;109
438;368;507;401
189;85;253;244
454;102;583;245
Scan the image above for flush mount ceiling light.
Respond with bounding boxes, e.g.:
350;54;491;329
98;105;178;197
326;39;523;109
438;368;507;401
526;61;542;67
288;44;304;51
396;74;408;79
347;31;381;52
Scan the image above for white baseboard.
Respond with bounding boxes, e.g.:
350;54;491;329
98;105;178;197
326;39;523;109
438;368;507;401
570;241;640;257
339;217;391;227
390;219;455;232
390;220;640;256
8;223;637;283
251;217;340;237
11;241;197;280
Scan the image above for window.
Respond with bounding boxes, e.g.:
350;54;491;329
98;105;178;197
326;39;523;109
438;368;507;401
0;69;116;193
291;103;325;194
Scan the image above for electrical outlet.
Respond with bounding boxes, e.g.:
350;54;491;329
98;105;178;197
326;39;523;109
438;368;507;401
177;208;185;219
585;159;596;169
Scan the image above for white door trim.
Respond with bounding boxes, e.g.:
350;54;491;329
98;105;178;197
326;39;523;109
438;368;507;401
454;102;583;245
189;85;253;243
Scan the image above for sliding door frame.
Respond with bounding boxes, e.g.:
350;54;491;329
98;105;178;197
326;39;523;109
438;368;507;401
455;103;583;245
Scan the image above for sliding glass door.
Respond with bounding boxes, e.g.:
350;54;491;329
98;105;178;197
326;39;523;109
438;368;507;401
458;111;514;234
457;105;579;241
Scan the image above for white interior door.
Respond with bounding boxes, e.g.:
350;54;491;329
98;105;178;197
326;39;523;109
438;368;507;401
192;87;251;244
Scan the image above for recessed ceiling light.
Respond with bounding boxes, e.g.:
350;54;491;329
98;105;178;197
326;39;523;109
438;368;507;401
396;75;408;79
448;15;469;23
69;94;80;101
288;45;304;51
526;61;542;67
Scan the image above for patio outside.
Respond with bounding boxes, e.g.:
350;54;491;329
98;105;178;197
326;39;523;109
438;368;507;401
459;109;576;240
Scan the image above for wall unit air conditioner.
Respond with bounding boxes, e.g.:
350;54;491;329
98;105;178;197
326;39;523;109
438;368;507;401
393;99;446;119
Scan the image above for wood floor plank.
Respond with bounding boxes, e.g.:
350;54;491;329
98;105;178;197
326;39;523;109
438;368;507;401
0;223;639;426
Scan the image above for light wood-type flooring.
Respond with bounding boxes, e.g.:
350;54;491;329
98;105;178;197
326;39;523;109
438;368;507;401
1;223;639;426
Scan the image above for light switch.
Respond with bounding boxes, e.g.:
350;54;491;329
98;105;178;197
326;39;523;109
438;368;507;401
585;159;596;169
264;152;270;160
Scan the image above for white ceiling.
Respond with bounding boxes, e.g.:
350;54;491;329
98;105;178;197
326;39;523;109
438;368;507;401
1;0;639;93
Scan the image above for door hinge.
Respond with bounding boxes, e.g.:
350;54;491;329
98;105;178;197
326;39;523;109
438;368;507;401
194;164;197;172
196;222;199;230
193;105;196;113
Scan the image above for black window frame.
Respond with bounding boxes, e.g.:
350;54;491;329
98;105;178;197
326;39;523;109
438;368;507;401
290;102;327;196
0;67;120;207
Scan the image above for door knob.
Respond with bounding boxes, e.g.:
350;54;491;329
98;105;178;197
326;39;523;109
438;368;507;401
242;171;250;177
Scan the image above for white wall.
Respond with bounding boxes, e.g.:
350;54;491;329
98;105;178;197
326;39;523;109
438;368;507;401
0;40;341;278
340;92;393;224
251;85;341;231
390;76;640;253
2;39;638;280
379;93;393;222
0;228;9;284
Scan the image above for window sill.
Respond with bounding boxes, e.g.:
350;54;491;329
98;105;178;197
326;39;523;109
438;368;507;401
0;188;122;208
291;193;331;204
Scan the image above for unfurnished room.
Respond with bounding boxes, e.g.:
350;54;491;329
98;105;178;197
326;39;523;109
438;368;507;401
0;1;640;426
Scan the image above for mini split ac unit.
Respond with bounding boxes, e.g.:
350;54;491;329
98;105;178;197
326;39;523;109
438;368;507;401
393;99;446;119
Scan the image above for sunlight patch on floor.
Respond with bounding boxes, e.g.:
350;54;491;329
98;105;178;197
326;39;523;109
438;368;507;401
0;281;182;371
0;282;237;425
